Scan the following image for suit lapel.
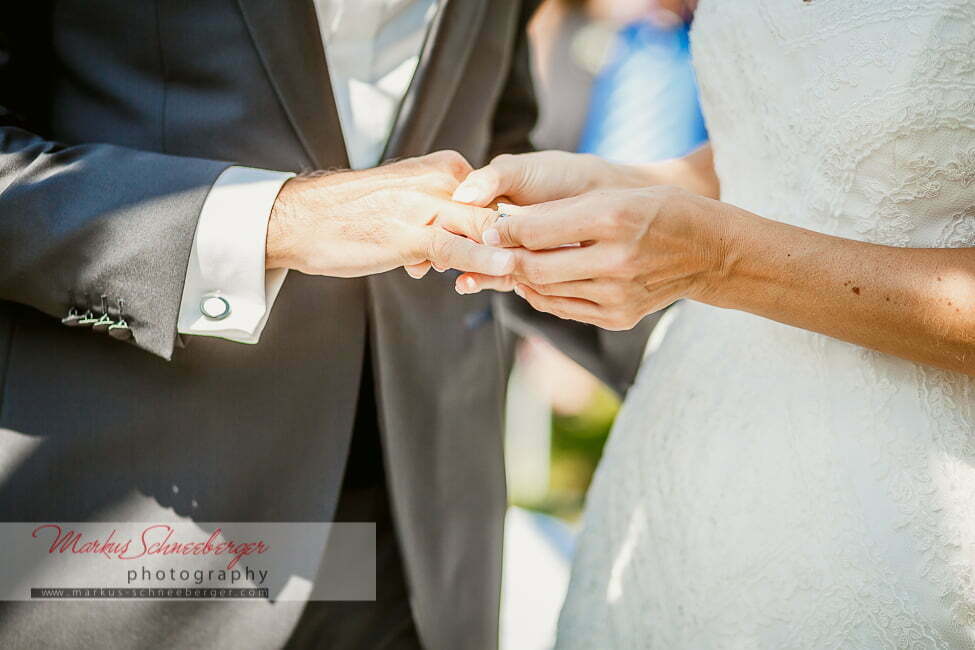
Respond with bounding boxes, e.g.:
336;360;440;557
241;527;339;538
382;0;490;160
235;0;349;170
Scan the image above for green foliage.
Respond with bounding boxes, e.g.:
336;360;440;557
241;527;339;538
513;386;620;521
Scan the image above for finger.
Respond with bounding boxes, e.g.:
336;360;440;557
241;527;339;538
510;244;612;285
513;284;608;326
416;150;473;181
528;278;610;302
452;151;543;206
431;199;500;243
451;163;507;207
423;228;516;276
482;194;608;250
454;273;517;295
404;262;432;279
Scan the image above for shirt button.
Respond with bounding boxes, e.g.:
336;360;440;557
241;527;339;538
200;295;232;320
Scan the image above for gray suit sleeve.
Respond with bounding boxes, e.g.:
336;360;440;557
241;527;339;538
0;125;231;360
487;0;656;397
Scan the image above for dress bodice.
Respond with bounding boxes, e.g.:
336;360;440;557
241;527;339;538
691;0;975;248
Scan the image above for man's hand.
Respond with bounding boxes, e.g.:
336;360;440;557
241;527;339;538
265;151;514;278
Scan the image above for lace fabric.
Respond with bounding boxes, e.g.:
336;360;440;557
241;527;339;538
556;1;975;647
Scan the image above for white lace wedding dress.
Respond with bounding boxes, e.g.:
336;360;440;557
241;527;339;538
556;1;975;647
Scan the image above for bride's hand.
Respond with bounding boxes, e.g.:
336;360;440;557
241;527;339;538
450;151;643;208
404;151;639;278
456;186;734;330
450;146;719;209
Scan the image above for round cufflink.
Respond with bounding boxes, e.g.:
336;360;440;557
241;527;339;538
200;295;232;321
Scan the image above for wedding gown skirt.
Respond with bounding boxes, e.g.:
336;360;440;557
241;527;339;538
556;1;975;647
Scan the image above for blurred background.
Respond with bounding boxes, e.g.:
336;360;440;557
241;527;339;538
499;1;706;647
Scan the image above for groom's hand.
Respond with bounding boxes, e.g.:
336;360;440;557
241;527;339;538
265;151;514;278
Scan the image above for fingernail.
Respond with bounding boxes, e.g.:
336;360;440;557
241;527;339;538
433;264;446;272
455;276;479;295
490;251;515;276
452;183;483;204
483;228;501;247
514;284;525;299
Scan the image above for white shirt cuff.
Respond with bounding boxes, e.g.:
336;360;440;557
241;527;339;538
178;166;294;344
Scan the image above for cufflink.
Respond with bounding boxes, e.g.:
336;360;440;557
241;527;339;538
92;295;115;333
107;298;132;340
200;294;231;320
77;294;100;327
61;306;84;327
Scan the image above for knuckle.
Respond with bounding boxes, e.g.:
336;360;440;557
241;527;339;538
399;188;429;210
478;165;502;188
509;221;532;248
521;260;544;284
433;149;472;178
475;207;496;231
486;155;521;185
594;211;618;235
497;219;516;244
605;283;628;305
607;204;631;228
620;245;642;269
603;247;631;276
426;231;454;262
423;172;457;196
610;310;641;331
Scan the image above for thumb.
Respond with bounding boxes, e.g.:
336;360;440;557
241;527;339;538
452;166;505;207
452;154;527;206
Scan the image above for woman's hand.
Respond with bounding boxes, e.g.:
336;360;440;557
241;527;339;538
450;150;644;208
457;183;975;377
451;145;719;210
405;150;644;279
407;146;719;279
458;186;733;330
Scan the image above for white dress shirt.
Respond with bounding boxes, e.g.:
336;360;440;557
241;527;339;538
178;0;439;343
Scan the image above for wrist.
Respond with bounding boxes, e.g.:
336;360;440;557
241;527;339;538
266;178;301;270
686;197;749;306
591;156;647;191
632;149;720;199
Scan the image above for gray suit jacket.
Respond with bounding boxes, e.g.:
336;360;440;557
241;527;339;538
0;1;654;647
